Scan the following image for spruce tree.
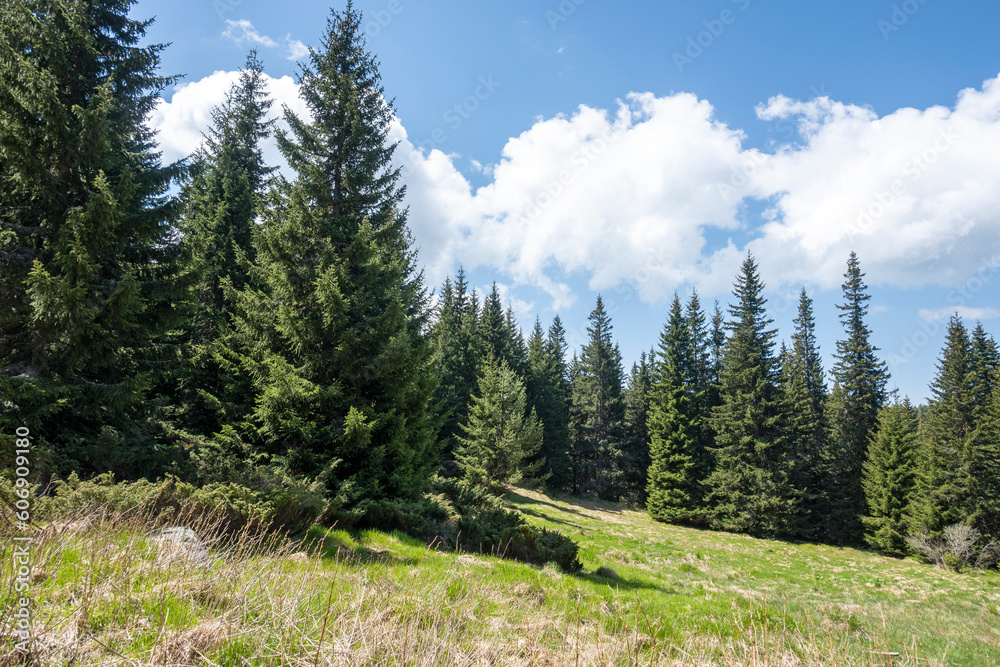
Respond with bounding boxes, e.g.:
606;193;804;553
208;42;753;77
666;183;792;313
646;294;704;516
174;51;275;440
646;357;700;523
908;316;974;536
827;252;889;543
0;0;184;475
704;254;798;536
431;268;481;474
234;3;437;506
545;315;574;490
685;292;716;487
622;353;653;503
971;384;1000;539
526;318;572;488
709;300;727;385
571;296;626;500
782;288;831;538
456;356;543;494
861;400;918;555
968;326;1000;538
970;323;999;424
478;283;522;374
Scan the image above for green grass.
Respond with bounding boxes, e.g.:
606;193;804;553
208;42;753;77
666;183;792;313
2;489;999;665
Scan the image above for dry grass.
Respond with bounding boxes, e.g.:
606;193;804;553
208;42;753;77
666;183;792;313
1;493;998;666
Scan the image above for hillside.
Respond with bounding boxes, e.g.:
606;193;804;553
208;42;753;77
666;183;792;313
3;489;999;666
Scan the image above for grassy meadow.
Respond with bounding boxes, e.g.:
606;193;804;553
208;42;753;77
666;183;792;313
2;488;999;666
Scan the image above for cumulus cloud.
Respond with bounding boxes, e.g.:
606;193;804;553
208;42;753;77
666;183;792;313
150;69;1000;308
148;70;308;167
395;92;752;302
222;19;310;62
918;306;1000;322
745;79;1000;291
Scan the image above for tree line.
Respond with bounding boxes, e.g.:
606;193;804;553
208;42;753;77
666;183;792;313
1;0;997;563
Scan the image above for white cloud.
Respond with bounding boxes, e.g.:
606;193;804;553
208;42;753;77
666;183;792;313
396;91;752;303
746;78;1000;291
148;70;308;168
222;19;279;48
286;39;309;61
150;70;1000;309
222;20;309;62
918;306;1000;322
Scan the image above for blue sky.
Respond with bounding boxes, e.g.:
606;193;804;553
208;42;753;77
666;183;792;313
140;0;1000;402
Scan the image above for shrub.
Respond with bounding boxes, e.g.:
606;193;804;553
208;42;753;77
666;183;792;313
907;523;1000;571
457;507;582;572
6;471;329;534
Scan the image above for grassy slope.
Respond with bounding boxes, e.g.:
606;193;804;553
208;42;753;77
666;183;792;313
508;488;1000;665
2;489;999;666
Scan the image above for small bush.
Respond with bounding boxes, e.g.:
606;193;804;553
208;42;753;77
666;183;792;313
456;507;582;572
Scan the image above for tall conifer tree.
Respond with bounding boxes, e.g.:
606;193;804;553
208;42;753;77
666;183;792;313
827;252;889;543
704;254;798;536
862;400;918;555
781;288;831;537
234;3;437;506
174;51;275;439
526;318;572;488
570;296;626;500
0;0;184;475
622;353;653;502
431;269;480;473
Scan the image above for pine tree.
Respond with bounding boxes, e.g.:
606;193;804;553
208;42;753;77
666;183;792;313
234;3;438;506
506;306;528;374
781;288;831;538
174;51;275;439
704;254;798;536
709;300;727;385
862;400;918;555
827;252;889;543
911;317;1000;540
526;318;571;488
0;0;185;476
571;296;626;500
968;325;1000;538
456;356;543;494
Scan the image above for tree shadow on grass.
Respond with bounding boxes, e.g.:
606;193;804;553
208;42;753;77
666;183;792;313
505;489;591;519
506;488;633;519
573;569;685;595
516;505;585;530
